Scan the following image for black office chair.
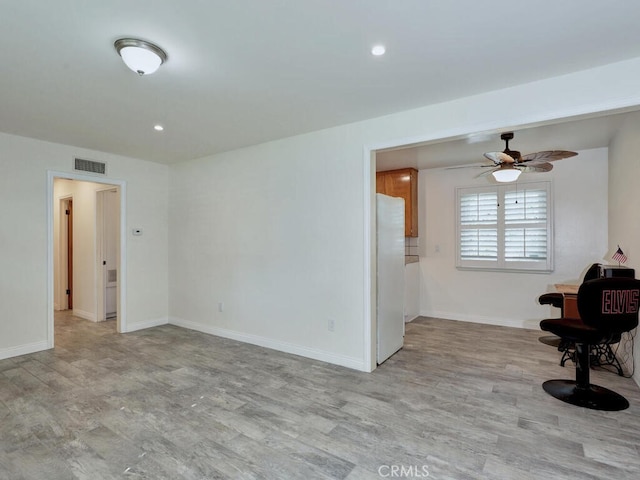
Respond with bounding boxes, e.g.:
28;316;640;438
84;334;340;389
538;292;564;315
537;292;572;357
540;277;640;410
538;263;616;370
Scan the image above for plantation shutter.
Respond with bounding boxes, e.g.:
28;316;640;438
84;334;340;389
504;188;548;262
457;181;552;272
459;191;498;261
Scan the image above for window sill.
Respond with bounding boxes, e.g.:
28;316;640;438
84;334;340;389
456;266;553;274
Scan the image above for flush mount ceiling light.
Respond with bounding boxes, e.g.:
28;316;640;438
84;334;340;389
114;38;167;75
371;45;386;56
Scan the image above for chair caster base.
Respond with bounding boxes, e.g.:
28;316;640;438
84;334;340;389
542;379;629;411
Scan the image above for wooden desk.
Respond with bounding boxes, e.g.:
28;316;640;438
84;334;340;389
555;284;580;319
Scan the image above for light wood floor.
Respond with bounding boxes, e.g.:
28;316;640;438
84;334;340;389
2;313;640;479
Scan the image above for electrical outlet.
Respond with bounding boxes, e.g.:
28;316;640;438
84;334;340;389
218;302;224;312
328;318;335;332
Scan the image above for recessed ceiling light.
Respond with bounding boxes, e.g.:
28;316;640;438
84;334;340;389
154;125;164;131
371;45;386;56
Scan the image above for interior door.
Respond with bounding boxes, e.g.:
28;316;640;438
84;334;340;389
66;198;73;309
103;189;119;319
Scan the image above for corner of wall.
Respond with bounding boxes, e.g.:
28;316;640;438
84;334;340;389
124;317;170;333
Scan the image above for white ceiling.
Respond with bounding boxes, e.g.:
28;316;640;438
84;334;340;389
2;1;640;164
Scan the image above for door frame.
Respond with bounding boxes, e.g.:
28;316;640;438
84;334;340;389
47;171;127;348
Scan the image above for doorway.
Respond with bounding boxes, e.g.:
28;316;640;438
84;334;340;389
363;107;640;371
48;171;127;349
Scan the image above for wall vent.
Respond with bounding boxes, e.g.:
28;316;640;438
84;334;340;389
74;158;106;175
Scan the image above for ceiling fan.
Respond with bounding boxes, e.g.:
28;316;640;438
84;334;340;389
472;132;577;182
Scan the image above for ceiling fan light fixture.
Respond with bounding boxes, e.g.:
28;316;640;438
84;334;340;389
114;38;167;75
492;168;521;183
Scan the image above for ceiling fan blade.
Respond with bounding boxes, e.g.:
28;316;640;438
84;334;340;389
445;161;495;170
520;162;553;173
522;159;551;167
520;150;578;162
474;167;497;178
445;165;481;170
483;151;514;165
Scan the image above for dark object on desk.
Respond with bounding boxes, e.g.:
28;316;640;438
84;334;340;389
539;277;640;411
584;262;602;281
584;263;635;280
603;265;635;278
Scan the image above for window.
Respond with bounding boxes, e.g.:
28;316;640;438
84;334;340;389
456;181;553;272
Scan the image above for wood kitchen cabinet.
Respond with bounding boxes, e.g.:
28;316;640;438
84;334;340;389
376;167;418;237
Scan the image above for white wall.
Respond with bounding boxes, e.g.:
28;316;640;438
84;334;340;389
169;129;367;369
418;148;608;329
0;132;169;360
404;262;420;322
608;110;640;383
169;57;640;371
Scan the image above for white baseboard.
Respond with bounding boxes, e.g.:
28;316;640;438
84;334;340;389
125;317;169;333
420;310;538;330
169;317;367;371
73;309;97;322
0;340;49;361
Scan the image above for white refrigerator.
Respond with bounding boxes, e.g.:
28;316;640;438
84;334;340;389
376;193;405;364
